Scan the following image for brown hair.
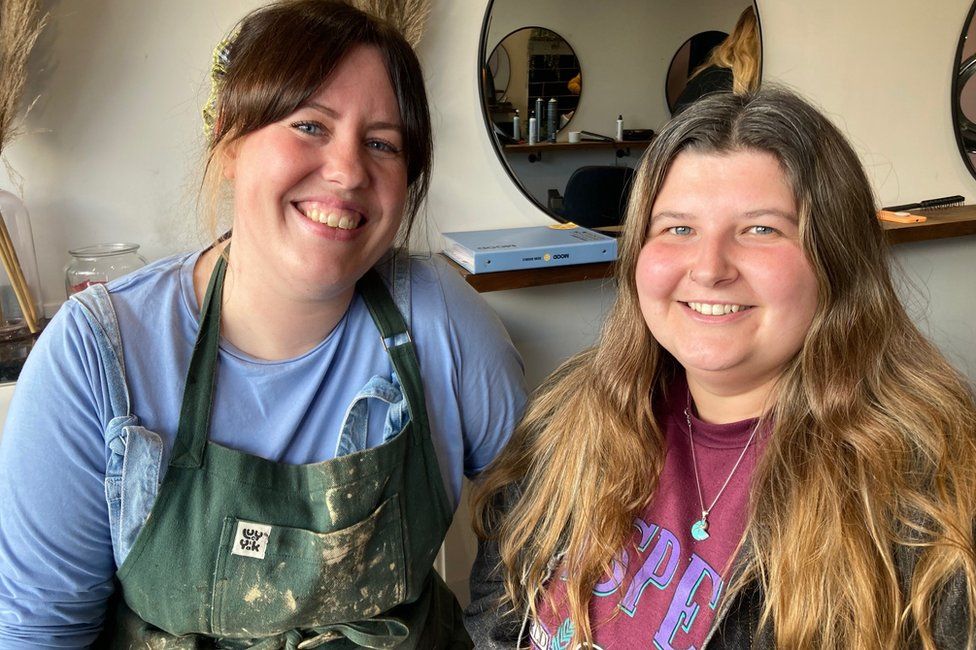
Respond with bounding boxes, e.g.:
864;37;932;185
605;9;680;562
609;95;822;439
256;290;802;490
473;87;976;648
201;0;432;242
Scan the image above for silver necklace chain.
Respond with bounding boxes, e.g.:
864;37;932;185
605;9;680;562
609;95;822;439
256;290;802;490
683;391;761;541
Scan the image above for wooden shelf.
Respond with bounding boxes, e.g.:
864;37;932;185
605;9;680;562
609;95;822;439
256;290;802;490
881;203;976;244
440;255;613;292
447;205;976;293
504;140;651;153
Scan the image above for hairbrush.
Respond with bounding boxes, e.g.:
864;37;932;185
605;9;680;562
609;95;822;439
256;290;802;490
882;195;964;212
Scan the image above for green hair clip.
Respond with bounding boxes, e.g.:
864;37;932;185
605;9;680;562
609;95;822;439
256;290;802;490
202;33;236;143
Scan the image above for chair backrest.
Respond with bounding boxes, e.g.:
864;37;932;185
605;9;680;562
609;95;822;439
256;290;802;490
560;165;635;228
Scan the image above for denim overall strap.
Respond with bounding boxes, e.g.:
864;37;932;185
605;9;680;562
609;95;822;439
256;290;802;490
71;284;164;568
357;269;430;440
70;284;131;419
333;252;412;457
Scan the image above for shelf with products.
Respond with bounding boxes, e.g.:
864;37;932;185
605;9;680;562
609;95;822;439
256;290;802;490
443;205;976;293
503;139;652;163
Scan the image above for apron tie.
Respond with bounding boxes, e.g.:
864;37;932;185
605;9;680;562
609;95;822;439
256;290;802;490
301;616;411;648
223;617;410;649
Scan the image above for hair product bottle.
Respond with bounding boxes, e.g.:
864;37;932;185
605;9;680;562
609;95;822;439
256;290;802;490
512;109;521;141
547;98;558;142
528;112;538;145
535;98;543;140
616;114;624;141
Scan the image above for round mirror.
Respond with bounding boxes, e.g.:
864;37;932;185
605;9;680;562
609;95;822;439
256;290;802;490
478;0;762;227
484;27;582;142
953;2;976;178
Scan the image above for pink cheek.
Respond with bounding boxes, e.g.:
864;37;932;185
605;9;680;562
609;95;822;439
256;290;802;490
636;246;686;296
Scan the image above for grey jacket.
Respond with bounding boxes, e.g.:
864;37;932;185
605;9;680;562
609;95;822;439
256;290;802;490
463;497;972;648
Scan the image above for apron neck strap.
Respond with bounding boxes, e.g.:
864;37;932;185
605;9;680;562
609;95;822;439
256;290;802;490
170;253;430;469
171;250;227;468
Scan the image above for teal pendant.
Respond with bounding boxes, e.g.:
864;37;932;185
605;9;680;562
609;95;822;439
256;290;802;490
691;518;710;541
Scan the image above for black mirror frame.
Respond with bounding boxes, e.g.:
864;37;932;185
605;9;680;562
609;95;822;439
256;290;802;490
478;2;574;222
952;0;976;181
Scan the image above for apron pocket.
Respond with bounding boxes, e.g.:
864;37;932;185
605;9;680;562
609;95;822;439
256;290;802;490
211;494;407;638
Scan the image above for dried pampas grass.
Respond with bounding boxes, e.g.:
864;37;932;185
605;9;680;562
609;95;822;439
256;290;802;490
349;0;432;48
0;0;47;155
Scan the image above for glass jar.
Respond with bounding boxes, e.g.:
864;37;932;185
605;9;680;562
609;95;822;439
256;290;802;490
65;243;148;297
0;189;43;330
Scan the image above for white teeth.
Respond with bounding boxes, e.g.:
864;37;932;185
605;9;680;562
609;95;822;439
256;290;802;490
687;302;746;315
299;204;361;229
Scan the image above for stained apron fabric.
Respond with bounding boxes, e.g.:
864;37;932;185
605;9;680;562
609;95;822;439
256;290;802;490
82;252;471;648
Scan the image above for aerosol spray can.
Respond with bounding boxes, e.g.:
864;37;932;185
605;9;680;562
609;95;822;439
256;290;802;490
528;112;538;145
535;97;544;139
512;109;521;141
547;98;558;143
616;114;624;142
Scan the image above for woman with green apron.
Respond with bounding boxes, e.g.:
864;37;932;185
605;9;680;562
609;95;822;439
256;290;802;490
0;2;526;647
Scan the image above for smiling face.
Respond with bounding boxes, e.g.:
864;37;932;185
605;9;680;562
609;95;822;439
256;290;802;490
636;149;819;397
223;44;407;301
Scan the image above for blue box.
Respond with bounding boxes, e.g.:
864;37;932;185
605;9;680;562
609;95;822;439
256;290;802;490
441;224;617;274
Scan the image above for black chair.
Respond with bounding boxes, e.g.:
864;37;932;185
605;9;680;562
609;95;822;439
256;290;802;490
547;165;635;229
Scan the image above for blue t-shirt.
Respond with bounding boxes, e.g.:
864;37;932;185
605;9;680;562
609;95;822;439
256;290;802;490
0;250;526;647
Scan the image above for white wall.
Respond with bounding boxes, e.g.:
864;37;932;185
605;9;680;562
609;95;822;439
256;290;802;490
2;0;975;604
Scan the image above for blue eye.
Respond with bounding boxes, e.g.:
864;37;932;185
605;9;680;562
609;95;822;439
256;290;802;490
668;226;693;236
367;139;402;155
292;121;324;136
748;225;777;235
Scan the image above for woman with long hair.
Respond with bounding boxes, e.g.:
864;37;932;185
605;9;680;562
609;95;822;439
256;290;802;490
0;1;525;645
467;88;976;649
673;6;761;114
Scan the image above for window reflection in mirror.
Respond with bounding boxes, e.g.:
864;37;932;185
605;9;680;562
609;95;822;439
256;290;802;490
479;0;761;227
954;2;976;178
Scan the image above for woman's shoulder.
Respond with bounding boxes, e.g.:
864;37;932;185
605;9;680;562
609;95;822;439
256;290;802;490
99;250;200;333
398;254;519;353
104;250;197;305
403;253;496;318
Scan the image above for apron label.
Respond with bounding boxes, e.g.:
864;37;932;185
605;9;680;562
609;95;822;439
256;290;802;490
231;521;272;559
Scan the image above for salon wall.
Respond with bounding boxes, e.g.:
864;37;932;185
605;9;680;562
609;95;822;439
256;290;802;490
2;0;976;603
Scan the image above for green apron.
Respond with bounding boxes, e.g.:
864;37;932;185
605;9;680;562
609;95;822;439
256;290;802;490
105;255;472;649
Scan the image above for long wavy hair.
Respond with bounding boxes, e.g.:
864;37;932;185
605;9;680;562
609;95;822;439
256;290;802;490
690;5;761;95
471;88;976;648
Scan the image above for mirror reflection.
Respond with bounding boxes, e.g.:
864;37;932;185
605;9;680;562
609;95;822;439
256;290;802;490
479;0;761;228
670;7;760;116
666;31;728;112
485;28;582;141
954;2;976;178
486;43;511;102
